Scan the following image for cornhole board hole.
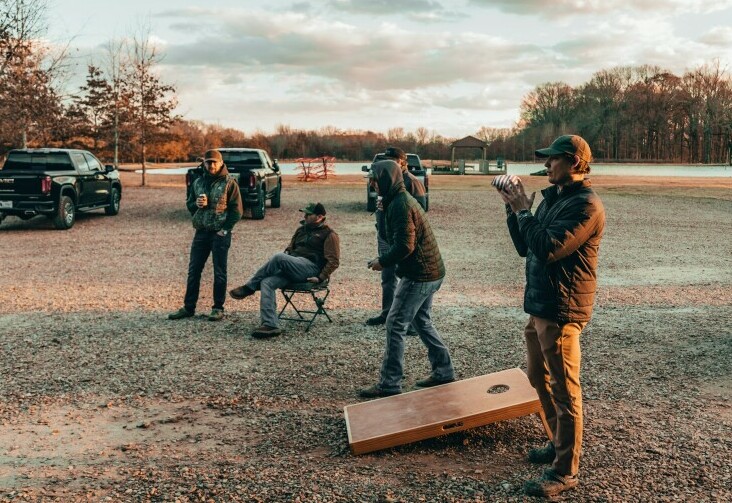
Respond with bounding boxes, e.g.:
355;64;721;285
344;368;551;455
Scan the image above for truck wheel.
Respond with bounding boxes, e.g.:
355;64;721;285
251;188;266;220
53;195;75;230
105;187;121;215
271;183;281;208
366;194;376;212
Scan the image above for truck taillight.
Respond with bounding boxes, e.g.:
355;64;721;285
41;176;52;195
423;173;429;189
248;173;256;189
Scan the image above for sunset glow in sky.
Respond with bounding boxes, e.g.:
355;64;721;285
50;0;732;137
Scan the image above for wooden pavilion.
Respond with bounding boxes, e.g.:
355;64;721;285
451;135;487;170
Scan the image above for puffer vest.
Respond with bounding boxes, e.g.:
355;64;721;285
289;222;334;268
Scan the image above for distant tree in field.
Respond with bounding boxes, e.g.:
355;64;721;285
0;0;46;76
0;0;66;151
125;24;178;185
67;65;113;151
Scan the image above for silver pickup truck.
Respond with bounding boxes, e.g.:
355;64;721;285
361;153;429;212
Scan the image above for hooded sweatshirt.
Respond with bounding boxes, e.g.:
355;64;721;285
373;160;444;282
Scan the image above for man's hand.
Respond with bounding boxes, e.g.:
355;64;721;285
306;277;320;283
499;181;535;213
196;194;208;208
367;258;383;272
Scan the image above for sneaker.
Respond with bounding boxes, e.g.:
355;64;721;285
229;285;255;300
168;307;194;320
358;384;401;399
208;308;224;321
365;315;386;326
527;441;556;464
524;468;579;497
251;325;282;339
414;376;455;388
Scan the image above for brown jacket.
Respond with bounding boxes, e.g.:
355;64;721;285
286;221;340;282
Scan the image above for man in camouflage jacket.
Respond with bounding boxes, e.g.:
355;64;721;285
168;149;243;322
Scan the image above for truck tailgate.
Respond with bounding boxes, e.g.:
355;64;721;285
0;174;43;196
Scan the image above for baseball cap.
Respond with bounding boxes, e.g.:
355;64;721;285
300;202;326;216
535;135;592;163
383;146;406;161
203;149;223;162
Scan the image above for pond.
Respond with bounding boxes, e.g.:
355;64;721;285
136;162;732;177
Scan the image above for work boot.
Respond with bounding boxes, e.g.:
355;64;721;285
168;307;194;320
524;468;579;497
251;325;282;339
208;308;224;321
229;285;255;300
358;384;401;399
414;376;455;388
365;315;386;326
527;441;556;464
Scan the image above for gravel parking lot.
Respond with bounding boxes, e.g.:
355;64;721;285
1;172;730;501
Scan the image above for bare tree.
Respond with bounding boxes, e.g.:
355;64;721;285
125;22;178;185
0;0;47;77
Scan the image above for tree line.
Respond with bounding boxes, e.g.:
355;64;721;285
2;0;731;174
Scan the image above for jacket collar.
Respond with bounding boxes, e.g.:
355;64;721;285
203;164;230;181
542;178;591;204
299;219;327;230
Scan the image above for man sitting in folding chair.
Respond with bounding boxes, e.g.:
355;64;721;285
229;202;340;339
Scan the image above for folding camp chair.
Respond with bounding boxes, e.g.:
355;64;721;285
278;280;332;332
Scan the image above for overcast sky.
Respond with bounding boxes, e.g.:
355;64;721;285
48;0;732;138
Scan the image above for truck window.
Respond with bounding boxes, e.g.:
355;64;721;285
83;153;103;172
221;151;261;168
3;152;75;171
71;153;91;173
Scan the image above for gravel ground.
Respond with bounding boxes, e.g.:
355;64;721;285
0;173;730;502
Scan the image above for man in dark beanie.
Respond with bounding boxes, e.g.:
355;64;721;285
169;149;243;321
495;134;605;498
360;161;454;398
364;146;427;329
229;202;340;339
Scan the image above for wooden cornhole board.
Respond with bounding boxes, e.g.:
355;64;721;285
344;368;551;455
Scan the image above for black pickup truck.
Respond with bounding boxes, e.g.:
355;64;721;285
361;152;429;212
0;149;122;230
186;148;282;220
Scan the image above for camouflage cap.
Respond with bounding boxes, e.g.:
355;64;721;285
299;202;326;216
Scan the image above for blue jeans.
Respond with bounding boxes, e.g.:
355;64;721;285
377;233;398;319
184;230;231;312
245;252;320;328
379;277;454;392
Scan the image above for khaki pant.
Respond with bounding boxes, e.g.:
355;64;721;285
525;315;586;476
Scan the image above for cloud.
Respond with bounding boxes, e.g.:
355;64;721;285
469;0;732;16
698;26;732;46
159;8;547;94
329;0;445;15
